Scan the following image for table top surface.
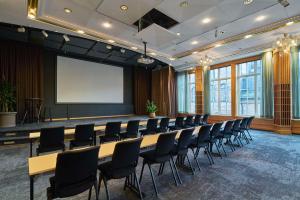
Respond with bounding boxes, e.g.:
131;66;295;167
28;126;200;176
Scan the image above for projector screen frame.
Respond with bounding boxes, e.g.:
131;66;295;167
55;55;125;105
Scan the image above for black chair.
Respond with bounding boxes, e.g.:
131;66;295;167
169;116;185;130
209;123;224;158
200;114;209;125
121;120;140;138
232;119;243;147
220;121;235;152
184;115;194;128
140;118;158;135
156;117;170;133
139;132;180;196
100;122;121;143
98;138;143;200
189;125;214;168
193;114;202;126
47;146;100;200
70;124;95;149
246;116;254;141
171;128;195;175
36;127;65;156
238;118;250;144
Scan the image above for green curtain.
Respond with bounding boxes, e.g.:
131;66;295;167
291;46;300;119
203;67;210;114
261;51;274;118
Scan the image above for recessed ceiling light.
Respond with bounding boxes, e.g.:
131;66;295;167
244;0;253;5
77;30;85;34
191;41;198;45
120;5;128;11
150;52;157;56
102;22;112;28
179;1;189;8
64;8;72;13
215;43;222;48
286;21;294;26
28;8;36;19
107;39;115;43
176;32;181;36
28;13;36;19
244;34;253;39
192;51;198;54
202;18;211;24
131;46;138;50
169;57;176;61
255;15;266;21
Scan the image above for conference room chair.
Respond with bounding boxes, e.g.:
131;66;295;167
189;125;214;168
156;117;170;133
238;118;250;144
36;127;65;156
193;114;202;126
140;118;158;135
69;124;95;149
246;116;255;141
232;119;243;147
184;115;194;128
171;128;195;176
209;123;224;158
139;132;179;196
100;122;122;143
121;120;140;138
200;114;209;125
47;146;100;200
98;138;143;200
169;116;185;130
221;120;235;152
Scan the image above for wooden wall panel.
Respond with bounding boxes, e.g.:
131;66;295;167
195;67;204;114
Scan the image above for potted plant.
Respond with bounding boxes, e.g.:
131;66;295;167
0;80;17;127
146;100;157;118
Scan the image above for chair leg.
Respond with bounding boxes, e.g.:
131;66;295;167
98;173;102;195
123;176;128;191
158;162;165;176
102;176;110;200
191;148;201;171
214;142;222;159
94;180;99;200
168;160;179;186
205;147;214;164
170;156;182;184
147;164;158;196
139;161;145;183
247;129;253;140
134;171;143;200
88;187;92;200
219;140;227;157
185;154;195;175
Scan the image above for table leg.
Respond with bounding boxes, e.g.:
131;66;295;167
30;175;34;200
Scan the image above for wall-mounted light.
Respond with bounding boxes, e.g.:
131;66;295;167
42;30;48;38
63;34;70;42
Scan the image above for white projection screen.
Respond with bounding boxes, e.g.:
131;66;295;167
56;56;124;103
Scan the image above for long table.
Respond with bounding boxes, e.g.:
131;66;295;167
28;126;201;200
28;118;176;157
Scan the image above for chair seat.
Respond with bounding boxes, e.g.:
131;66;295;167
37;144;65;154
98;162;135;179
100;135;119;143
140;150;170;163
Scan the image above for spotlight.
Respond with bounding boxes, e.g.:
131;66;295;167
17;27;25;33
106;45;112;49
42;30;48;38
63;34;70;42
120;49;126;53
278;0;289;7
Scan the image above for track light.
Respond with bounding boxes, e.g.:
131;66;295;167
42;30;48;38
278;0;289;7
63;34;70;42
17;27;25;33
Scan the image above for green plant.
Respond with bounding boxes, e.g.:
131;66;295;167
0;81;16;112
146;100;157;113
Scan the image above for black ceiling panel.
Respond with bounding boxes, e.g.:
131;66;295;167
86;50;110;59
63;44;88;54
43;40;62;50
68;36;95;49
93;42;112;54
47;32;64;43
107;55;127;62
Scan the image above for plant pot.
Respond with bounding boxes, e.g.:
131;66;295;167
0;112;17;128
149;112;156;118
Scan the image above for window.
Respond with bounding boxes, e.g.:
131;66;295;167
236;60;262;116
177;72;196;113
210;66;231;115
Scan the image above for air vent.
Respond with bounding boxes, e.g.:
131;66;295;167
133;9;178;31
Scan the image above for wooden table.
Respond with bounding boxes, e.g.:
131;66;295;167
28;118;175;157
28;125;200;200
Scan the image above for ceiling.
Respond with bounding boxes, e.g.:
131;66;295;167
0;0;300;70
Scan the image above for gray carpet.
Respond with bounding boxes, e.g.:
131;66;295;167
0;130;300;200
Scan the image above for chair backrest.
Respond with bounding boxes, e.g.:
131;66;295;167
210;122;223;137
126;120;140;137
185;115;194;126
40;127;65;148
54;146;100;197
155;132;177;157
146;118;158;132
177;128;194;151
247;116;255;129
240;118;248;129
202;114;209;124
105;122;121;137
175;116;185;127
159;117;170;132
110;138;143;177
196;125;212;144
74;124;94;142
194;114;202;125
232;119;242;131
222;121;234;135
